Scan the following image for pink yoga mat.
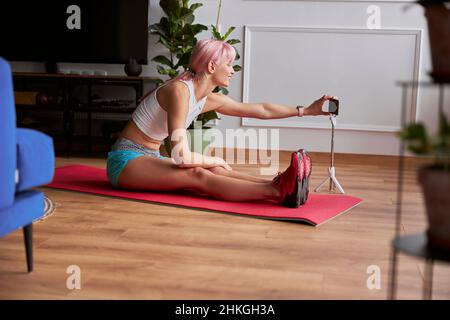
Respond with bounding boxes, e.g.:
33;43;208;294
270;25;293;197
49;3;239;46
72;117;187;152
46;165;362;226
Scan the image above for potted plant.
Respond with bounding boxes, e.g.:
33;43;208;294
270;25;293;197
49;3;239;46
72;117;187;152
149;0;241;155
190;0;242;153
196;0;242;128
149;0;208;154
399;112;450;250
189;2;242;155
414;1;450;81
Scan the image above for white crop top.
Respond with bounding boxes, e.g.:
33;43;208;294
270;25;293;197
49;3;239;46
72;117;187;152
131;79;207;141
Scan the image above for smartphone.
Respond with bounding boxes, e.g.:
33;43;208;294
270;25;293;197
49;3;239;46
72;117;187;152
324;97;339;115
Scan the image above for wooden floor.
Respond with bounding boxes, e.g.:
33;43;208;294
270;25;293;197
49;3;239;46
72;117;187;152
0;150;449;299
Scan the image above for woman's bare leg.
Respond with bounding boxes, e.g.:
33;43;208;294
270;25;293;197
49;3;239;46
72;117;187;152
117;157;280;203
193;171;279;202
207;166;273;183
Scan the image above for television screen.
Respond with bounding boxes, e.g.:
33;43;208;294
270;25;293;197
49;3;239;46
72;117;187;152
0;0;149;64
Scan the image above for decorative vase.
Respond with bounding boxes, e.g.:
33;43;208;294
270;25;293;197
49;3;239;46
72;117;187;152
425;6;450;82
418;166;450;250
124;58;142;77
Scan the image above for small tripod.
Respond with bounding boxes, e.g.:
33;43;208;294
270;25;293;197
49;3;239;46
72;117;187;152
314;115;345;194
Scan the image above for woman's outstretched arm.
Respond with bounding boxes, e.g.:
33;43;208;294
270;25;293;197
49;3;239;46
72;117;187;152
263;95;333;118
205;92;333;119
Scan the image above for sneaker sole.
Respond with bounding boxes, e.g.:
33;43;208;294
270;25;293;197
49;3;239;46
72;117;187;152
296;151;306;206
297;149;312;205
302;150;312;202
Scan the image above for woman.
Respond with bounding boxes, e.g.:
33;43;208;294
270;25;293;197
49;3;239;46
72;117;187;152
107;39;332;208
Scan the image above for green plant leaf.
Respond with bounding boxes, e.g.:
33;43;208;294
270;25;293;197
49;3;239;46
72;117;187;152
189;24;209;35
233;65;242;72
409;142;430;154
439;112;450;136
211;25;222;40
152;55;173;67
150;18;170;39
178;24;196;37
232;47;240;61
185;14;195;25
175;52;191;69
160;1;176;20
168;68;179;78
399;123;431;154
227;39;240;45
436;112;450;156
151;0;226;128
399;123;427;140
160;0;181;20
190;3;203;11
156;65;171;75
223;26;236;40
197;110;220;126
214;87;229;95
177;7;193;23
156;65;178;79
149;23;167;35
159;36;171;50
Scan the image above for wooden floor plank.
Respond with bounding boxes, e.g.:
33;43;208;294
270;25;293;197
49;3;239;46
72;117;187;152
0;150;448;299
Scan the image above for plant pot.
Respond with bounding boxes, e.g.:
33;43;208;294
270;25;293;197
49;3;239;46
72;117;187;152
418;166;450;250
424;6;450;82
187;127;213;155
124;58;142;77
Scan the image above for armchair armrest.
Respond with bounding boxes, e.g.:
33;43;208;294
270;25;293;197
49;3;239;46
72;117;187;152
16;128;55;192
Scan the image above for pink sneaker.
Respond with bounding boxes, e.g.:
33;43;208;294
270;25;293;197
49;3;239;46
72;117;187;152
271;152;301;208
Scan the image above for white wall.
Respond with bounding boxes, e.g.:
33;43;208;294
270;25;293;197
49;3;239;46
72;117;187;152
11;0;450;155
177;0;449;155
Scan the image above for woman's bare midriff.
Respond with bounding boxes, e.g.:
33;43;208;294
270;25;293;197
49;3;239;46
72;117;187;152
118;81;183;152
119;120;162;152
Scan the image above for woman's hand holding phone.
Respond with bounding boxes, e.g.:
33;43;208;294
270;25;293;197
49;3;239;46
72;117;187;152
304;95;333;116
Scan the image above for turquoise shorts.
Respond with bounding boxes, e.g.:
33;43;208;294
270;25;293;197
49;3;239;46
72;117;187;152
106;137;167;188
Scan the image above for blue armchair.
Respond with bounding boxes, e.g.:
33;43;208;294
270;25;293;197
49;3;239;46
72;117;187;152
0;58;55;272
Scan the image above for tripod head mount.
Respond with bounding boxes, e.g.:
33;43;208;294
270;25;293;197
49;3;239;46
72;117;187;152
330;114;337;127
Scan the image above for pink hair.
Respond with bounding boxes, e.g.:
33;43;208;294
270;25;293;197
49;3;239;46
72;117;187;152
180;39;236;80
139;39;236;102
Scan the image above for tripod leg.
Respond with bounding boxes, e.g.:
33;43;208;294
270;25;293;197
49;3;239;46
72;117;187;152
315;175;331;192
331;174;345;194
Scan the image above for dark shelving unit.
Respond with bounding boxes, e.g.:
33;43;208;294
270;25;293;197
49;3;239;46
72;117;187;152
13;72;160;156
